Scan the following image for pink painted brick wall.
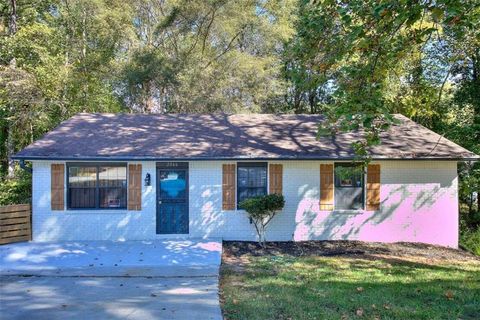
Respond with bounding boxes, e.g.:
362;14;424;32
285;161;459;247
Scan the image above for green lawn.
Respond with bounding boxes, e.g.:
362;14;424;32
221;249;480;320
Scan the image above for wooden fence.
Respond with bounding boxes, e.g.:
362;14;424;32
0;204;31;245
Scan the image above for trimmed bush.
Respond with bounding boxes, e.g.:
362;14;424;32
239;194;285;246
460;227;480;256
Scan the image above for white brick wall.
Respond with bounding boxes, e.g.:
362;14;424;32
32;161;158;241
31;160;459;247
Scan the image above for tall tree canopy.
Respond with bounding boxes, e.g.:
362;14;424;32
120;0;295;113
0;0;478;224
285;0;479;151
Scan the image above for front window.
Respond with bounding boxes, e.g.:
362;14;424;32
334;163;364;210
237;162;267;205
68;164;127;209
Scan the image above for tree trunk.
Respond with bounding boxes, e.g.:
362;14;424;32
6;0;17;178
82;7;87;60
6;125;15;178
477;188;479;214
469;191;474;216
144;80;154;113
308;90;316;114
9;0;17;35
259;224;266;247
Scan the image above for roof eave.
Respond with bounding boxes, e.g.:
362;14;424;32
11;155;480;161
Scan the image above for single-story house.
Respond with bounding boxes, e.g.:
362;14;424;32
13;113;479;247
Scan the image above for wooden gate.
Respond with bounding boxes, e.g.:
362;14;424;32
0;204;31;245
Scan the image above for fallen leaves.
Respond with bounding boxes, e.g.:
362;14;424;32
356;308;364;317
444;290;454;300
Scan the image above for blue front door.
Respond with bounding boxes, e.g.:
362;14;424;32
156;163;189;234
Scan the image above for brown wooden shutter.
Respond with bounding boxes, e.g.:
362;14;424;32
320;164;334;210
222;164;236;210
269;164;283;195
51;164;65;211
128;164;142;211
366;164;381;211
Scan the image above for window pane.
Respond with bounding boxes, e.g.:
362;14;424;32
238;167;249;187
237;163;267;205
334;163;364;210
67;164;127;209
69;188;96;208
238;187;249;204
69;166;97;187
100;188;127;208
335;187;364;210
99;166;127;187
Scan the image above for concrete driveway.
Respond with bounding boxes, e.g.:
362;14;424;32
0;239;223;320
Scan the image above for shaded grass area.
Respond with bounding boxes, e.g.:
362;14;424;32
220;243;480;320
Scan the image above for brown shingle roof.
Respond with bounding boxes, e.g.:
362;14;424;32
13;113;479;161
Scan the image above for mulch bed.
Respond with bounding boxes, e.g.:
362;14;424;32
223;240;480;263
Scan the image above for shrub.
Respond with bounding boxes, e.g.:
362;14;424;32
239;194;285;246
460;227;480;256
0;168;32;206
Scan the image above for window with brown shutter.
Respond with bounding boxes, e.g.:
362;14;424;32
67;164;127;209
320;164;334;210
334;163;364;210
222;164;236;210
366;164;381;211
51;164;65;210
128;164;142;211
269;164;283;195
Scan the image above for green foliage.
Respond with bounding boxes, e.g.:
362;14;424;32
0;0;128;175
334;164;364;181
239;194;285;220
0;167;31;205
286;0;479;157
239;194;285;245
460;227;480;256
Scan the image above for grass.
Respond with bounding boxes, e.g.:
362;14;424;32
220;253;480;320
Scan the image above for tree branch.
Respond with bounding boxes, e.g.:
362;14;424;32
203;26;246;69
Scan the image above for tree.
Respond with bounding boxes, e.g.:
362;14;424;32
0;0;131;176
286;0;479;155
119;0;296;113
239;194;285;247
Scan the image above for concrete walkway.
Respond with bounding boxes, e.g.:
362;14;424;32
0;275;222;320
0;239;222;277
0;239;223;319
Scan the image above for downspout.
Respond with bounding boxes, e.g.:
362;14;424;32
19;159;32;174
